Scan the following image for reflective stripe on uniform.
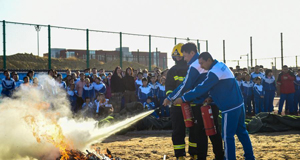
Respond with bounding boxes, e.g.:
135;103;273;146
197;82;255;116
174;104;196;107
189;141;197;148
166;90;173;95
173;144;185;150
174;76;185;81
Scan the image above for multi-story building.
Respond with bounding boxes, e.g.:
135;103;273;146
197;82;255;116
43;47;168;69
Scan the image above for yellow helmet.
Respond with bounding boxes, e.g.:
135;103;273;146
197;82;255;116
172;43;184;57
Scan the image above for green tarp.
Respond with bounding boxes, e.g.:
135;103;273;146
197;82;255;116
246;112;300;134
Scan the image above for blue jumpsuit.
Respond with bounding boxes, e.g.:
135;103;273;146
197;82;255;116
182;60;255;160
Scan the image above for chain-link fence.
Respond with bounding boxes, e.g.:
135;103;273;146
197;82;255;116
1;20;299;72
0;20;207;71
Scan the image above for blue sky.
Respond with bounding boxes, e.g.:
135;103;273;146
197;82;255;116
1;0;300;69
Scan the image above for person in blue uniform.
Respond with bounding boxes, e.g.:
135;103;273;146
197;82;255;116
263;69;276;112
1;70;15;97
174;52;255;160
253;77;264;114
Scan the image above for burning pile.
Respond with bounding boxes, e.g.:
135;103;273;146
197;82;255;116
57;148;121;160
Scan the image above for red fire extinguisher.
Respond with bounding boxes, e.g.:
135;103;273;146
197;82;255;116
181;103;194;127
201;104;217;136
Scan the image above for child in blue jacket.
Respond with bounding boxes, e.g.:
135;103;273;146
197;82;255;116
294;69;300;112
82;78;95;101
135;72;143;95
235;72;243;91
144;97;159;119
149;75;159;106
263;69;276;112
138;78;153;104
67;84;77;113
254;77;264;114
93;77;106;96
241;74;254;115
157;77;169;117
1;70;15;97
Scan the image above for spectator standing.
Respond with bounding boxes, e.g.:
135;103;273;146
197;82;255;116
84;68;93;82
242;74;254;115
56;74;67;90
235;72;243;90
93;77;106;96
149;75;159;106
1;70;15;97
82;78;95;101
294;69;300;114
76;73;86;112
99;68;105;76
138;78;152;103
251;65;264;81
110;66;125;112
253;77;264;114
135;72;143;95
13;73;23;88
157;76;168;117
263;69;276;112
123;67;137;104
91;68;98;78
76;70;80;79
277;65;296;115
67;83;77;113
105;72;112;99
62;69;71;82
27;70;35;83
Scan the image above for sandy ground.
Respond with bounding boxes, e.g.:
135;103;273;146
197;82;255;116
97;130;300;160
96;98;300;160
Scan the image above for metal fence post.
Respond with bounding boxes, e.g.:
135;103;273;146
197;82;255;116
120;32;122;68
3;20;6;69
149;35;151;71
206;40;208;51
48;25;51;69
223;40;226;63
296;56;298;69
197;39;200;53
174;37;177;45
86;29;89;69
156;47;158;68
137;49;139;63
281;33;283;68
250;36;253;67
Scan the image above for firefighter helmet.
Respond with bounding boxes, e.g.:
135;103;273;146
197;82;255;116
171;43;184;57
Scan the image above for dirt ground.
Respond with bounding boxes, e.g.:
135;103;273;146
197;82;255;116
96;98;300;160
97;130;300;160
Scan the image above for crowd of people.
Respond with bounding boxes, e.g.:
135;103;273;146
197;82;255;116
1;62;300;119
0;67;170;119
232;65;300;116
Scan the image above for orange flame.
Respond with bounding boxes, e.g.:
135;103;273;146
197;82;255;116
23;102;73;160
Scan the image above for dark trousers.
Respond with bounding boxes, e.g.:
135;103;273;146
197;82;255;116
171;106;198;158
244;96;252;114
279;93;295;114
194;104;224;160
76;97;84;113
124;90;137;104
110;92;123;113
